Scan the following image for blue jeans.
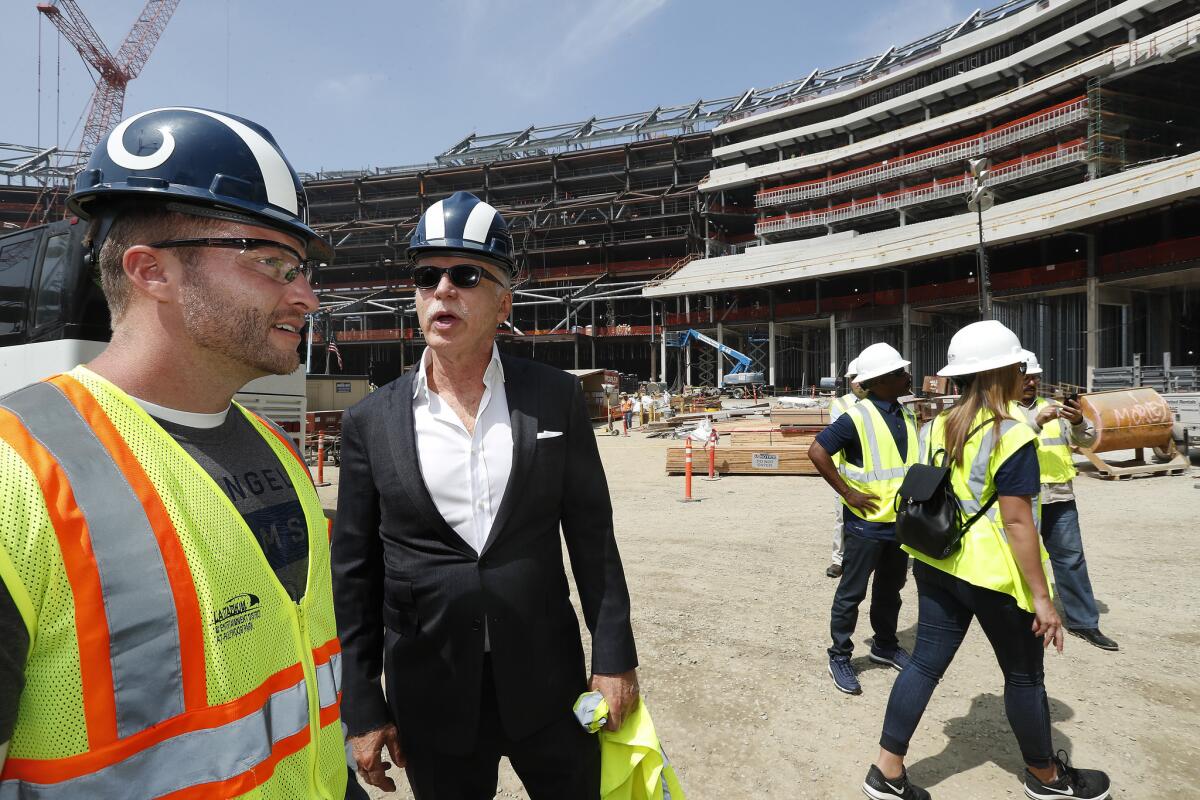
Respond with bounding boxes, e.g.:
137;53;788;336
828;533;908;658
879;562;1054;769
1041;500;1100;629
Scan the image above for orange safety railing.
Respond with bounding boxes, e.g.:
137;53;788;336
755;97;1088;207
756;139;1087;235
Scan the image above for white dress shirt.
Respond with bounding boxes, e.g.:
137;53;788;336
412;344;513;556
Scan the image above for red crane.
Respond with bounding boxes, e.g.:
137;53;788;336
37;0;182;155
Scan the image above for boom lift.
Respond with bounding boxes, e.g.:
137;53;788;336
669;328;765;397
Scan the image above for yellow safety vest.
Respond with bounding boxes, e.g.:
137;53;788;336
1032;397;1077;484
829;392;858;420
0;367;346;800
909;409;1052;612
574;693;686;800
838;399;918;525
828;393;858;469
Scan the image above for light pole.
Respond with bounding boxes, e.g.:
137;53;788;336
967;157;994;320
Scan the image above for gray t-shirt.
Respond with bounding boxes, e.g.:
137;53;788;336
155;411;310;602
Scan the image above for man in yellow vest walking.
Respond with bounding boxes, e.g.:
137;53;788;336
1017;351;1118;651
809;343;918;695
0;108;349;798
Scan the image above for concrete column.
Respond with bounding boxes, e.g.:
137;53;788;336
708;295;715;324
1086;235;1098;391
768;320;777;386
660;303;668;383
716;323;725;387
902;304;912;362
829;314;838;380
650;341;656;382
573;331;580;370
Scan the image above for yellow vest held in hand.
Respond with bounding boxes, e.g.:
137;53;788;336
838;400;919;525
1033;397;1078;484
0;367;347;799
909;409;1052;612
574;692;686;800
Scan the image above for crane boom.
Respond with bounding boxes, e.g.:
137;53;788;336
37;0;182;155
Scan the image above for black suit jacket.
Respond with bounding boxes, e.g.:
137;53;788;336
331;354;638;754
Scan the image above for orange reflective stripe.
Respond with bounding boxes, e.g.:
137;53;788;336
319;694;342;728
0;409;119;748
155;727;311;800
1;664;306;784
248;410;313;481
312;636;341;666
47;374;208;713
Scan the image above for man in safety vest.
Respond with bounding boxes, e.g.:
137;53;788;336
826;359;867;578
0;108;350;799
809;343;918;696
1016;350;1118;651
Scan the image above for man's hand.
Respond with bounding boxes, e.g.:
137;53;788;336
590;669;640;732
842;489;880;516
348;723;404;792
1035;404;1059;427
1059;398;1084;425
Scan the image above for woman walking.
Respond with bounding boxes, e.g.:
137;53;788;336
860;320;1110;800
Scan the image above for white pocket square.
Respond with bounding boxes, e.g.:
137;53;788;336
536;430;563;439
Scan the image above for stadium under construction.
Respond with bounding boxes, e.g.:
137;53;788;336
6;0;1200;391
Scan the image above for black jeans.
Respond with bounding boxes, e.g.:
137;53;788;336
879;561;1054;769
402;656;600;799
828;532;909;658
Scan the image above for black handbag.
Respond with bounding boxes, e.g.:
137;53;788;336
894;419;998;560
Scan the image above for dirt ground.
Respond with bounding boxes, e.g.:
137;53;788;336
327;426;1200;800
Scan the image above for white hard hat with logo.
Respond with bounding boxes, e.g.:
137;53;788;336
853;343;911;383
844;358;860;378
938;320;1025;376
1021;349;1044;376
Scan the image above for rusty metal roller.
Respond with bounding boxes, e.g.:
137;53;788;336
1079;388;1175;453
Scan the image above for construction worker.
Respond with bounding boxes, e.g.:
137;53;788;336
621;394;633;433
862;321;1110;800
826;358;868;578
809;343;917;696
0;108;348;798
1017;351;1118;651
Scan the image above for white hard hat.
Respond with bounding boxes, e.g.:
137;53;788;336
1021;349;1043;376
853;343;911;383
844;358;860;378
938;320;1025;377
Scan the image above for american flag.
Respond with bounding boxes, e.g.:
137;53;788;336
328;336;344;371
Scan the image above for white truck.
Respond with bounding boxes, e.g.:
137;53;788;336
0;219;306;446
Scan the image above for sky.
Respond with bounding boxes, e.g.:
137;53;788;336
3;0;982;175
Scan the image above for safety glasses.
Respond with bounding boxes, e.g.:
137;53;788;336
411;264;506;290
150;237;312;284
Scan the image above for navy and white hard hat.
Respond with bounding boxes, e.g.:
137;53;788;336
67;106;332;261
408;191;515;273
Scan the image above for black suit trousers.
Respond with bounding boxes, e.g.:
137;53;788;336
402;657;600;800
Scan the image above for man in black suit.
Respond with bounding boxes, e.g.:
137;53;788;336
332;192;639;799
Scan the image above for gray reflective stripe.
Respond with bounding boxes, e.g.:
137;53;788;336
316;654;340;709
918;421;931;463
0;679;310;800
572;691;606;731
840;466;908;482
0;382;184;738
1040;435;1069;447
849;405;885;474
961;419;1021;530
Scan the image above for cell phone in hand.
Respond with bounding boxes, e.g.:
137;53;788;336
1066;392;1080;404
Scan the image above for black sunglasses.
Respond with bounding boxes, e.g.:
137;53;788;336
411;264;506;290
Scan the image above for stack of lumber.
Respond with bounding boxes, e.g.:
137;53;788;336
727;429;815;447
665;445;819;475
770;407;829;426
